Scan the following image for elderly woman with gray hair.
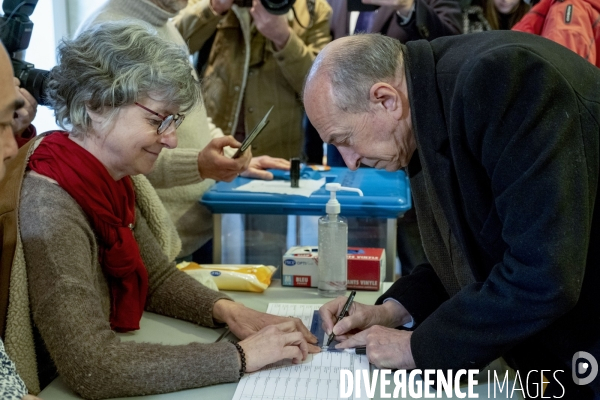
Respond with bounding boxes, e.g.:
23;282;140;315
5;21;317;399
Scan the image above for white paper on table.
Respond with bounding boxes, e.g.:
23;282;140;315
233;178;326;197
231;303;370;400
266;303;321;331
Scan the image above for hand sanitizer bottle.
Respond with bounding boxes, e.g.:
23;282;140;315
318;183;363;297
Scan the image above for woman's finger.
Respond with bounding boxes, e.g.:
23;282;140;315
282;343;305;363
308;343;321;354
241;167;273;180
274;319;300;333
292;318;318;343
281;331;309;358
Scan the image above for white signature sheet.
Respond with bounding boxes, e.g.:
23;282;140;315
231;303;370;400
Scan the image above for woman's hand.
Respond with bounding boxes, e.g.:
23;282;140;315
240;155;290;180
239;321;315;372
213;300;319;348
319;297;412;340
23;395;42;400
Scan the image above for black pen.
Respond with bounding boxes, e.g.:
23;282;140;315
343;346;366;355
325;290;357;348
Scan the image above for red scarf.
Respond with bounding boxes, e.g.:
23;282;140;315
29;131;148;332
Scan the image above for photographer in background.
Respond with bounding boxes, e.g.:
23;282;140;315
174;0;332;160
0;0;40;148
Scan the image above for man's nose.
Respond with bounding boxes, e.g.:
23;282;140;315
338;147;360;171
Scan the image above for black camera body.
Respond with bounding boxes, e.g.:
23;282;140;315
234;0;253;7
347;0;379;12
0;0;49;106
234;0;297;15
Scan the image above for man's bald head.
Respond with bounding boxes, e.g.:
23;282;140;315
0;43;22;181
304;34;405;114
303;34;415;172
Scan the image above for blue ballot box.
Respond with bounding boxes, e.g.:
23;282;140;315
201;167;412;281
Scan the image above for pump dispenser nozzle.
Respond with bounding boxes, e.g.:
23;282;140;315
325;183;364;215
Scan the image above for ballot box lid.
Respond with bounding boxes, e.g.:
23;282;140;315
201;167;411;218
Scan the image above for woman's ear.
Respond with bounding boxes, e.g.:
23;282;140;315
369;82;404;120
85;104;105;124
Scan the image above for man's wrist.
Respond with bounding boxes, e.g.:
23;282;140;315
380;300;412;327
272;27;291;51
209;0;228;15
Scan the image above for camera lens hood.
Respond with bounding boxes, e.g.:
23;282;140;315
261;0;296;15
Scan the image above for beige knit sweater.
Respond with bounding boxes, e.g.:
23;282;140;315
19;173;240;399
77;0;231;257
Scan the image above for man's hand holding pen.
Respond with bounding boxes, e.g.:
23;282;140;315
318;296;409;340
318;296;416;370
324;291;357;348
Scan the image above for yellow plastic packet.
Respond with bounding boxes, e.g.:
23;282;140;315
177;262;277;293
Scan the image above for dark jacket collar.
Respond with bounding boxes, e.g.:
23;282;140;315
404;40;481;279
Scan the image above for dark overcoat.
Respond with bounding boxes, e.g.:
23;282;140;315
379;31;600;398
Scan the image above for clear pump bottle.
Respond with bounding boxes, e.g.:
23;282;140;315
318;183;363;297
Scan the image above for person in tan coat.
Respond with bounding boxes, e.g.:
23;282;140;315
175;0;332;159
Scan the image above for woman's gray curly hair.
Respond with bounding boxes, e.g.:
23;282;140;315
47;20;201;137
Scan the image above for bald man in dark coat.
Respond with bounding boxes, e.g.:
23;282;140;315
308;31;600;399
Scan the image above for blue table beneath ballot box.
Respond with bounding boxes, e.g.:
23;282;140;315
201;167;412;281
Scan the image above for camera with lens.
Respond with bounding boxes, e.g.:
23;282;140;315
233;0;297;15
0;0;49;106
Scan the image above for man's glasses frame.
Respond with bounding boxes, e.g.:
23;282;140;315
134;102;185;135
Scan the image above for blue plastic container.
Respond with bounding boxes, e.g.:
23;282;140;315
201;167;411;218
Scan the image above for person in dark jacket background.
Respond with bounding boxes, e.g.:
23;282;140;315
329;0;462;41
306;32;600;399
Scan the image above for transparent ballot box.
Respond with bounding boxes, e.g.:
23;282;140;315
201;167;411;281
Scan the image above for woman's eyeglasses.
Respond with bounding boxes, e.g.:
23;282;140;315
134;102;185;135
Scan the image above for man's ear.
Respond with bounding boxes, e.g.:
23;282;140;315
369;82;403;119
